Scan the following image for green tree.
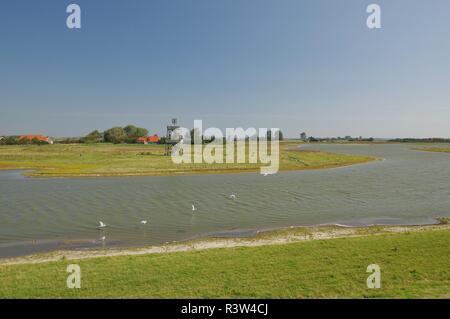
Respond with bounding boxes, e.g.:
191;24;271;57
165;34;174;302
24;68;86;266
83;130;103;143
158;136;167;144
31;138;48;145
124;125;148;138
0;136;20;145
104;127;127;144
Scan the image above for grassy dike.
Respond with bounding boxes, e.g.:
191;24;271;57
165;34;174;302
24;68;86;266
0;142;375;177
0;224;448;298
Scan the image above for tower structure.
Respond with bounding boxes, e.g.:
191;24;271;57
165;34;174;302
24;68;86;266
165;118;180;155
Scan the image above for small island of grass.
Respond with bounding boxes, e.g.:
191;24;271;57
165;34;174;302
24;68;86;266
0;142;376;178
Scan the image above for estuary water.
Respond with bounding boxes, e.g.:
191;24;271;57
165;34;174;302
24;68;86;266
0;144;449;258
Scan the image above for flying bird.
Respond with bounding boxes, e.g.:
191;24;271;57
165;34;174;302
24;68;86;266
97;221;107;229
229;194;237;199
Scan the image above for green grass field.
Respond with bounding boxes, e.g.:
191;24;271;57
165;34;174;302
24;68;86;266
0;228;448;298
0;142;375;177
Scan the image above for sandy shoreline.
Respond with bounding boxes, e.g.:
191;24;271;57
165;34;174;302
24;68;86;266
1;221;448;266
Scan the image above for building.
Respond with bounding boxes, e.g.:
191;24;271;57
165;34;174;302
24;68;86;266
147;135;160;143
165;118;181;155
300;132;307;141
137;135;161;144
19;135;53;144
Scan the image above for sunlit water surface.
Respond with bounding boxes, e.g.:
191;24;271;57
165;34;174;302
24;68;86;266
1;144;449;257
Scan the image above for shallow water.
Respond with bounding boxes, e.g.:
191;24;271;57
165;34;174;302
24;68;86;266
0;144;449;257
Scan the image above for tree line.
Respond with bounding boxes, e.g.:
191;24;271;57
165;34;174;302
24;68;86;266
0;136;49;145
0;126;284;145
83;125;151;144
56;125;155;144
188;128;283;144
388;138;450;143
0;125;153;145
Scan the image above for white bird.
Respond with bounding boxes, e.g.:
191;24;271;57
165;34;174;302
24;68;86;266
192;204;197;211
229;194;237;199
263;173;269;177
97;221;107;229
140;220;148;225
100;236;106;241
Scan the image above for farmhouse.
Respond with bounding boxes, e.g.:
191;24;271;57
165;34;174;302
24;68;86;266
19;135;54;144
136;135;160;144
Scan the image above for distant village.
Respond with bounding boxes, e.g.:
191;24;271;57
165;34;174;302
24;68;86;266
1;126;449;145
299;132;375;143
0;125;161;146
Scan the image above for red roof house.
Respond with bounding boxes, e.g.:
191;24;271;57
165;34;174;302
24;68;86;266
136;137;147;144
137;135;160;144
19;135;53;144
147;135;160;143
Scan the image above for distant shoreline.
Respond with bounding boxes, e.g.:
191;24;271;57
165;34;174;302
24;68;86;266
412;147;450;153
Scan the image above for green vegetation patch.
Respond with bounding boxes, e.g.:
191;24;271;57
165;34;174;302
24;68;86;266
0;142;375;177
0;228;448;298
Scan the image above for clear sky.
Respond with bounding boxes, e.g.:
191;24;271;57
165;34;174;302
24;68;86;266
1;0;449;138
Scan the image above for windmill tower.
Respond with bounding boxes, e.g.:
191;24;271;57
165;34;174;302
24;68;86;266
165;118;180;155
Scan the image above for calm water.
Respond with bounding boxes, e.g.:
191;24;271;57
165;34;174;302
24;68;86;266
1;144;449;257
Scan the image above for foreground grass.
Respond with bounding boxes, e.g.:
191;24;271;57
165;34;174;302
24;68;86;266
0;228;448;298
0;142;375;177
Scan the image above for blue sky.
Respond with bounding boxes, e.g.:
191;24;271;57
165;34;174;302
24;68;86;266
1;0;449;138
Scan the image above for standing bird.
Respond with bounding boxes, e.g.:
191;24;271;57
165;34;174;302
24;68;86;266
140;220;148;225
192;204;197;212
